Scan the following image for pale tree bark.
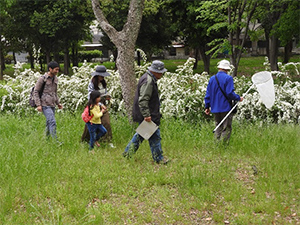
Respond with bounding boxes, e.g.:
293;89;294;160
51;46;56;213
91;0;145;119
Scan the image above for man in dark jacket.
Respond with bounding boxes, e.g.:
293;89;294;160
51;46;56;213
34;61;63;139
123;60;169;164
204;60;243;142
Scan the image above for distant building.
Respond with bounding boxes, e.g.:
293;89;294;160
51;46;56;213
163;44;190;60
81;21;110;62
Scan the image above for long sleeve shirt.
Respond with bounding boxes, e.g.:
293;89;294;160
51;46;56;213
89;105;103;124
88;82;107;99
204;71;240;113
33;73;60;107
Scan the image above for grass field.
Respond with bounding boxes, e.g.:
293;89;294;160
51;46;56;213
0;113;299;224
162;55;300;76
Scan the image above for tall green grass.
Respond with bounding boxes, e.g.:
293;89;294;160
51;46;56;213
0;113;299;224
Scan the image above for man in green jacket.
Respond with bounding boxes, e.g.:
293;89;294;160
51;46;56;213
123;60;169;164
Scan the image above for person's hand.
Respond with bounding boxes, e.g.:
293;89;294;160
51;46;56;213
144;117;151;122
37;105;42;112
58;104;63;109
239;97;244;102
205;108;210;115
100;104;107;110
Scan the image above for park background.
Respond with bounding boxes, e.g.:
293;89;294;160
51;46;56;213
1;0;300;224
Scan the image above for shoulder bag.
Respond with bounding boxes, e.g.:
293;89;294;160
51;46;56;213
215;75;238;114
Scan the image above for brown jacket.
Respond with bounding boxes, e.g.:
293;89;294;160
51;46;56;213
33;73;60;107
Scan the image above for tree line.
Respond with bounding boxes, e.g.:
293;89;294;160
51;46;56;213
1;0;299;117
1;0;299;77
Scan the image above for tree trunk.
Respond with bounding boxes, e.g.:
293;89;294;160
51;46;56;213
13;52;16;64
269;35;279;71
72;44;79;67
28;50;34;69
116;47;137;117
283;40;293;63
199;47;210;74
46;51;51;65
193;48;199;70
0;48;5;80
64;47;69;75
265;31;270;59
230;55;238;77
91;0;145;119
54;53;60;65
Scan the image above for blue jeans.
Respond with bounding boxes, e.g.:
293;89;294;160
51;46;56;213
42;106;57;139
124;128;164;163
86;122;107;150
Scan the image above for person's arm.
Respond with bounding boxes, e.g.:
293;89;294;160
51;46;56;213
205;108;210;115
88;82;94;96
226;76;241;101
90;105;103;119
204;79;211;114
54;77;62;108
33;76;45;112
139;76;153;120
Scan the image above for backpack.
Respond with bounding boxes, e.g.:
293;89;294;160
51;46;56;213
81;106;94;123
29;76;46;107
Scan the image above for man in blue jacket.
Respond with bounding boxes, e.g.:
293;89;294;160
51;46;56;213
204;60;243;142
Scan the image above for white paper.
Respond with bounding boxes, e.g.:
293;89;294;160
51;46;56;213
136;120;158;140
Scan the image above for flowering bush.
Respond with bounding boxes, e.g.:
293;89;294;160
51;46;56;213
1;57;300;124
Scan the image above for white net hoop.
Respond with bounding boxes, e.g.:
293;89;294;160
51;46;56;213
251;71;275;109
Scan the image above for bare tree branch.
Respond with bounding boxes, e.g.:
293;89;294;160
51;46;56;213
91;0;119;44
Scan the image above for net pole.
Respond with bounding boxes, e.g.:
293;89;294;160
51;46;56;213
213;84;254;133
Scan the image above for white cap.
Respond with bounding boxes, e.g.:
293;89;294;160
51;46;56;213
217;60;231;70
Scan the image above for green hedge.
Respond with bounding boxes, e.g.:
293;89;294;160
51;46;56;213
78;50;102;62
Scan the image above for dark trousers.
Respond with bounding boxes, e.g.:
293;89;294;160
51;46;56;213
214;112;233;142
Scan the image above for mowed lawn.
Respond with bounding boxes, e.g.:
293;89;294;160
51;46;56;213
0;112;299;224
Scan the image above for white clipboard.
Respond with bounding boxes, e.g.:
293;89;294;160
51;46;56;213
136;120;158;140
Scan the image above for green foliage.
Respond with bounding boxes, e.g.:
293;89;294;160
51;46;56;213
78;50;103;62
0;114;299;224
3;0;94;68
272;1;300;46
4;54;13;64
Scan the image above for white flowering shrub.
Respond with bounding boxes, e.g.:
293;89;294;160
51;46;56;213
158;58;208;122
1;57;300;124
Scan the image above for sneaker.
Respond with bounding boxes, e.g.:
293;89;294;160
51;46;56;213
109;143;116;148
157;158;170;165
56;140;63;146
122;152;130;158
